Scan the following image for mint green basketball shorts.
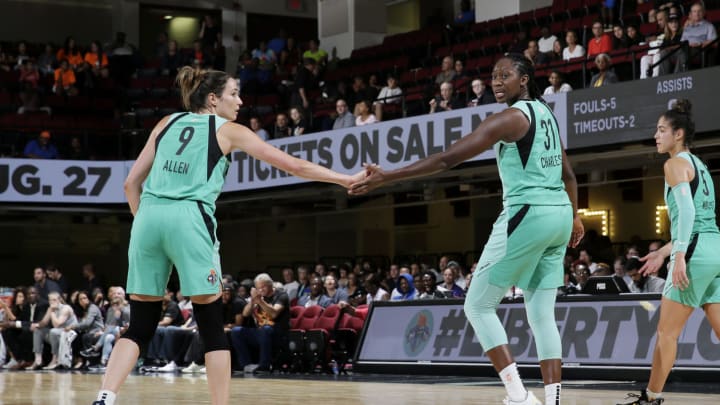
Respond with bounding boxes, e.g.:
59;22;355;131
664;232;720;307
475;204;573;290
127;197;222;297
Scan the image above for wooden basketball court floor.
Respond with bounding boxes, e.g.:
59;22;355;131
1;370;719;404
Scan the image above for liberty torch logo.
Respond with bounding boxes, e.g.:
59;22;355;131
403;310;433;357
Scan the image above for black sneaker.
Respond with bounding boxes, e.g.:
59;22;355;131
92;401;106;405
617;389;665;405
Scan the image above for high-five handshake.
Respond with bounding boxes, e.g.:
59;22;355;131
348;163;385;195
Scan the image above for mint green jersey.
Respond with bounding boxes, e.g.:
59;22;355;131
665;152;719;237
142;113;230;210
494;100;570;207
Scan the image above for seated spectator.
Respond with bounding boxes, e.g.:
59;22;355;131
589;53;619;87
373;75;402;121
31;292;77;369
23;130;58;159
37;43;57;76
467;79;495;107
346;76;369;111
588;21;613;58
191;39;208;68
56;36;84;70
660;13;686;74
333;99;355;130
273;112;291;138
454;59;467;79
429;82;463;113
364;273;390;303
324;275;348;305
613;255;633;288
625;257;665;293
302;39;328;66
524;40;549;65
435;56;456;85
681;2;717;58
289;106;307;136
355;100;377;126
156;308;199;372
366;74;382;100
612;24;630;49
625;24;642;47
252;40;277;69
447;261;466;290
145;289;185;367
579;248;599;274
1;288;36;370
543;70;573;95
538;26;558;55
33;266;62;303
418;272;446;299
18;60;52;116
14;41;31;69
84;40;110;80
345;272;366;306
220;285;246;330
298;276;331;308
390;274;417;300
248;116;269;140
281;267;299;300
161;40;184;76
563;30;586;60
230;273;289;374
570;261;591;292
53;59;78;96
548;39;564;62
66;290;104;369
437;268;465;298
81;291;129;369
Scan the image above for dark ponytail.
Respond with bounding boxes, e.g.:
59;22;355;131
662;99;695;146
176;66;231;112
501;53;542;100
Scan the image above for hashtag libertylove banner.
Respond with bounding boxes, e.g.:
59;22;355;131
357;298;720;368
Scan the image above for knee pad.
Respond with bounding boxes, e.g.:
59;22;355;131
194;298;230;354
123;300;163;352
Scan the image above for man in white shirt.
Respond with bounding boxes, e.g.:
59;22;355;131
537;26;558;55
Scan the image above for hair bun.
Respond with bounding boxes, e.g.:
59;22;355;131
672;98;692;115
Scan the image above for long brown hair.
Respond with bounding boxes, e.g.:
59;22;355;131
176;66;231;112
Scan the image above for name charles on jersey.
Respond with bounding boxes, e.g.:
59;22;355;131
541;154;563;168
163;159;190;174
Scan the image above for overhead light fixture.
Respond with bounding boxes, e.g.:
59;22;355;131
164;15;173;20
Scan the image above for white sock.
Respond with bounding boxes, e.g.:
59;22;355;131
499;363;527;402
545;383;561;405
96;390;116;405
647;388;662;400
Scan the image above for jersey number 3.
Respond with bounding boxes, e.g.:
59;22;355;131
176;127;195;155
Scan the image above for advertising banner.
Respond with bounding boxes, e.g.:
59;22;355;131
0;94;568;203
357;298;720;367
566;65;719;148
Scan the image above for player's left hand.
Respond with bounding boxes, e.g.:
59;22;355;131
569;215;584;248
672;255;690;291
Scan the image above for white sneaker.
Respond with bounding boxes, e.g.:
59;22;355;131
243;364;259;374
503;391;543;405
2;359;18;369
181;362;203;373
198;367;206;374
156;361;178;372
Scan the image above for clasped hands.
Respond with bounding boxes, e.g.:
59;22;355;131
347;163;384;195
